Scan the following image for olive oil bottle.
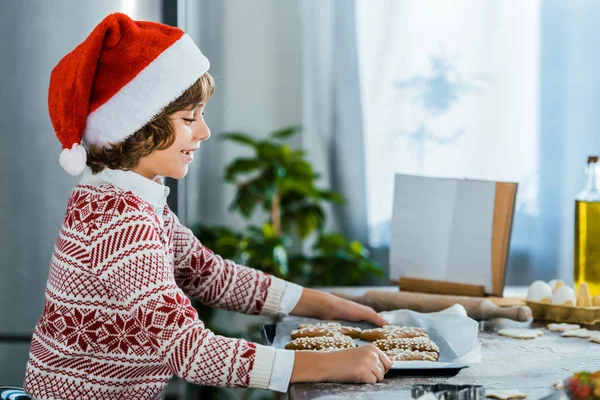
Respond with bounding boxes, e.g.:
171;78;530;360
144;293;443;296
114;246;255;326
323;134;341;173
574;156;600;296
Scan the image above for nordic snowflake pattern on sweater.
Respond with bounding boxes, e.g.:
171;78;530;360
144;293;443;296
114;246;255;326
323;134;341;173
24;181;284;400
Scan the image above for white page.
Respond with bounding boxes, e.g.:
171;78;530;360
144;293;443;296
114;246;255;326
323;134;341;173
389;174;457;281
389;174;495;292
446;180;495;292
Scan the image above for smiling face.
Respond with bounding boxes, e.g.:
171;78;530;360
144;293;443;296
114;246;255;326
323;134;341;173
85;73;215;178
132;104;210;180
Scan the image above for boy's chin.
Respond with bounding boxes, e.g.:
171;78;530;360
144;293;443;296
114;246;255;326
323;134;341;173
165;167;188;180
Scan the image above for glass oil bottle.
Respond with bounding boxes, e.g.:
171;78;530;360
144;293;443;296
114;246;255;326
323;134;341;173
574;155;600;296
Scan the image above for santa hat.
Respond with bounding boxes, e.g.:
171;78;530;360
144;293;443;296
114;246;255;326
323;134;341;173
48;12;210;175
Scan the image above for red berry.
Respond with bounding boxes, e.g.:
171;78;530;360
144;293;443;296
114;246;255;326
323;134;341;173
575;384;592;400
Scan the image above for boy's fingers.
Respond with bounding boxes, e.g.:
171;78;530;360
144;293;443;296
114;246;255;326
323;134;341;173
363;307;388;327
375;347;393;370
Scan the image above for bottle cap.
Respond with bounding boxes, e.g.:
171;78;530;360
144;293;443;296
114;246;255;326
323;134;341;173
588;156;599;164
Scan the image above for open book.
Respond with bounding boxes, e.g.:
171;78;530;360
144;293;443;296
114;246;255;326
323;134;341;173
389;174;517;296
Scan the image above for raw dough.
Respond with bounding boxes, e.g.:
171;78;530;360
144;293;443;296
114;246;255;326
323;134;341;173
562;329;593;338
547;323;580;332
589;332;600;344
553;381;564;390
486;389;528;399
498;329;541;340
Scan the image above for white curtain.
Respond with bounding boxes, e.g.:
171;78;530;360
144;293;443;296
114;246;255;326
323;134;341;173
356;0;540;249
301;0;370;244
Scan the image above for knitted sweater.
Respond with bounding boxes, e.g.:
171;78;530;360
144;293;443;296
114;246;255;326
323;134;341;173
24;170;294;400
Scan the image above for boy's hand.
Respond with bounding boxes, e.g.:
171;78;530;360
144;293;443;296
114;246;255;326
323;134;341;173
291;345;392;384
291;288;388;327
317;294;388;327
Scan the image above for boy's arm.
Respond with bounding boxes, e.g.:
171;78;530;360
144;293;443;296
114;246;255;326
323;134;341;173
170;210;386;327
92;202;284;390
171;209;300;316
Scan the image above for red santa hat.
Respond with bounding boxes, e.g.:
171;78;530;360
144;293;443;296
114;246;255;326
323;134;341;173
48;12;210;175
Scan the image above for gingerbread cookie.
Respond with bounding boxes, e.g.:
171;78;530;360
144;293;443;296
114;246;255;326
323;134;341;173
385;348;438;362
285;335;358;350
360;325;428;342
340;326;362;338
297;322;342;330
373;336;439;354
294;322;362;338
290;326;340;339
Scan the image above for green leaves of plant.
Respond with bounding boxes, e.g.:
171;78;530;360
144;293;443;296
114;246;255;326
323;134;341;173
257;142;282;163
282;203;325;239
224;158;262;181
220;132;256;147
318;190;346;204
270;125;300;140
308;233;384;286
195;125;383;286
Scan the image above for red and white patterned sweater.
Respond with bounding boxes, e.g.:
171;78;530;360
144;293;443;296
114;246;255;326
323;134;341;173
24;170;290;400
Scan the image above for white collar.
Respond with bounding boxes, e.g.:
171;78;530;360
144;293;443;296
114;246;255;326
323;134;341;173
81;168;170;210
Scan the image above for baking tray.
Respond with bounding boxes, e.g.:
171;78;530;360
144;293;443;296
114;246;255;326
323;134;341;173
262;324;468;377
527;301;600;325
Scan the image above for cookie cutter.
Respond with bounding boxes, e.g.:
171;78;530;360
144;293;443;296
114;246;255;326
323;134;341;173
411;383;485;400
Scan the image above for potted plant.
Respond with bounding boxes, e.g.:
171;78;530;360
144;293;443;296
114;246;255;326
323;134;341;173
192;125;383;287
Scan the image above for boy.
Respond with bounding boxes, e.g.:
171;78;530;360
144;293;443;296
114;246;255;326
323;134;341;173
24;13;391;400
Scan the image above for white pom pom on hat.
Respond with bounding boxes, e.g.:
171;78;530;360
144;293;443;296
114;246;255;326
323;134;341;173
59;144;88;176
48;12;210;175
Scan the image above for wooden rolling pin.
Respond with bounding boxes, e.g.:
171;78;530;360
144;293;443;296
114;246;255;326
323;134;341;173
333;290;532;322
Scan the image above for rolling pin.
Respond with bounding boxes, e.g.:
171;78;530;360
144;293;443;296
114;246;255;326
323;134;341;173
332;290;532;322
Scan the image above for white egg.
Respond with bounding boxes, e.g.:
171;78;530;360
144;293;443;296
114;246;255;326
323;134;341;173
548;279;558;291
550;279;565;293
527;280;553;302
552;286;576;306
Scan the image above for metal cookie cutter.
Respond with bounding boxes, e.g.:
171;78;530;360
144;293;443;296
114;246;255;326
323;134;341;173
411;384;486;400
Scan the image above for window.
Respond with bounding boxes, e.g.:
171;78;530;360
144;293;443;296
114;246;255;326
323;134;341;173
355;0;540;248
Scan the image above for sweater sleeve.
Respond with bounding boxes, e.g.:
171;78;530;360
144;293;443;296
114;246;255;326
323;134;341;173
91;199;276;389
169;209;286;316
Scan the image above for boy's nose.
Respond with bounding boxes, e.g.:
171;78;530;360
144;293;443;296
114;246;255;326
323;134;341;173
195;125;211;141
